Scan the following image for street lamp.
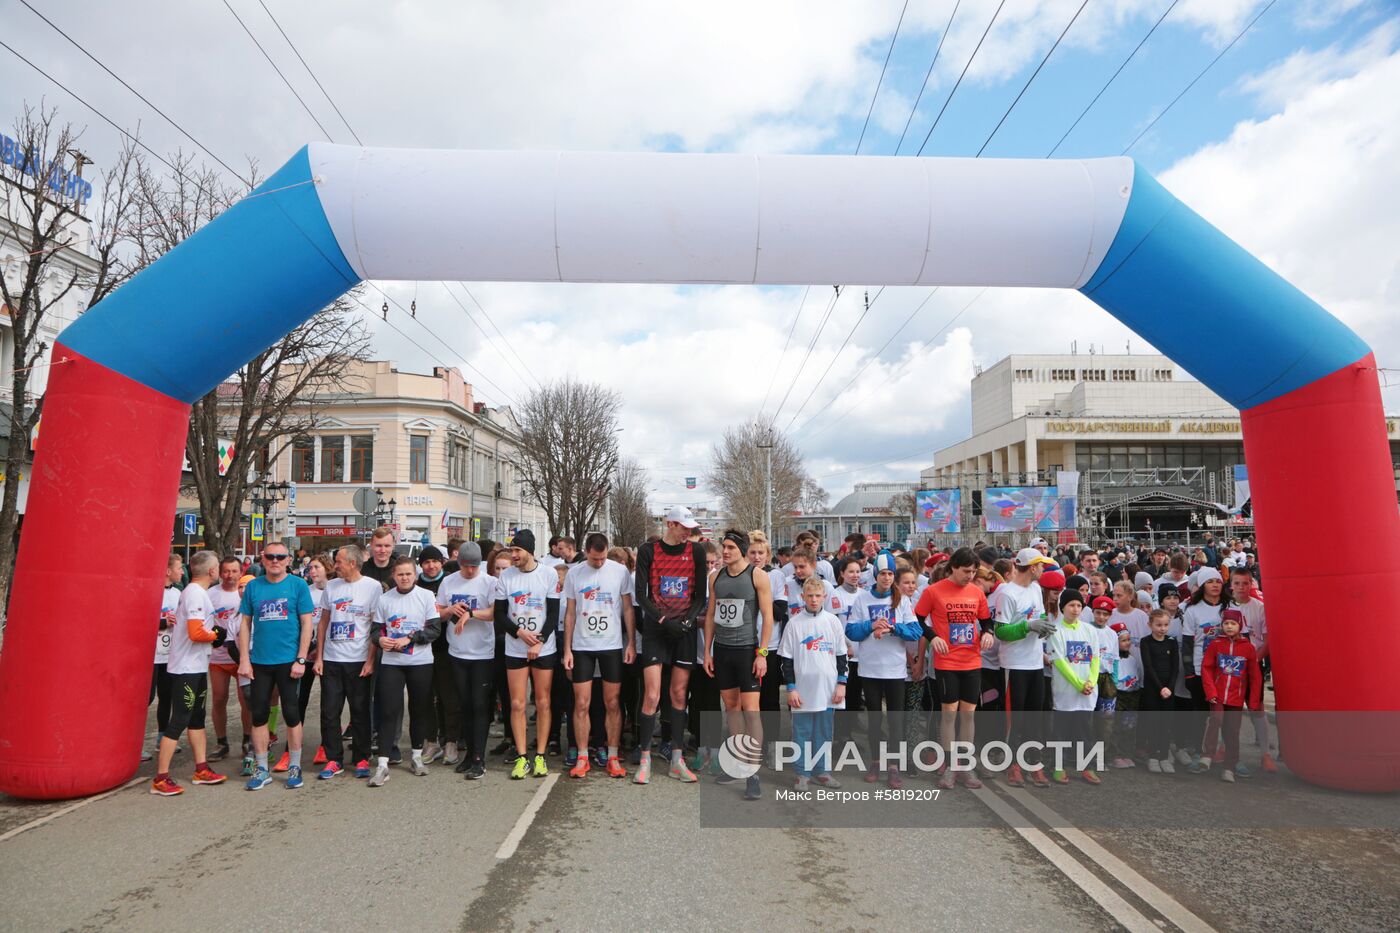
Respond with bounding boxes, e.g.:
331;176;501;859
248;478;290;555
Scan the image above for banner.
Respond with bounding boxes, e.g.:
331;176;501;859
1055;470;1080;531
1233;464;1251;514
914;489;961;533
982;486;1061;533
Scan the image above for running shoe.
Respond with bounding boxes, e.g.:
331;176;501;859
1111;757;1135;769
192;767;227;785
959;771;983;790
1148;759;1162;774
240;756;255;777
688;750;711;773
707;756;724;778
455;755;473;774
1005;764;1025;787
657;741;672;761
887;768;904;790
546;740;562;758
410;759;429;777
368;764;390;787
209;741;230;762
864;768;881;784
150;776;183;796
422;741;443;764
1189;757;1211;774
489;739;513;757
245;767;273;791
606;757;627;779
569;757;591;779
714;772;741;785
285;766;303;789
633;755;652;785
937;768;956;791
1052;769;1070;785
592;747;608;768
1221;769;1236;783
670;759;698;783
1175;748;1193;766
319;761;344;780
388;748;403;766
1028;769;1050;788
140;748;153;762
744;775;762;800
443;742;461;765
464;761;486;781
1079;770;1101;786
354;759;371;778
510;756;529;780
312;746;328;766
565;746;579;768
532;754;549;777
793;776;811;791
629;745;643;765
1235;763;1253;779
812;774;842;789
272;751;290;773
1260;753;1278;773
1159;758;1177;774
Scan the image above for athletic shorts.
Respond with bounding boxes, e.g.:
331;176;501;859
571;649;623;684
248;662;302;728
936;668;981;706
504;654;556;672
209;663;238;676
712;644;760;693
164;672;208;740
639;617;696;669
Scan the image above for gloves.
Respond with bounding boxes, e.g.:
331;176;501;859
211;625;228;648
662;616;693;639
1027;615;1058;638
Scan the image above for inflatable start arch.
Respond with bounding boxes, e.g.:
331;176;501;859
0;146;1395;798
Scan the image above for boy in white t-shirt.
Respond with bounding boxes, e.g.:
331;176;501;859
780;577;848;790
1046;589;1101;786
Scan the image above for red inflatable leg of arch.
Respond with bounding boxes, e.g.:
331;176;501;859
1241;353;1400;792
0;346;188;799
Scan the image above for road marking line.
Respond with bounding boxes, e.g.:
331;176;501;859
495;773;560;860
1002;786;1216;933
971;785;1160;933
0;776;146;844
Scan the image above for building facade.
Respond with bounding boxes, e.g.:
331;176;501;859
918;352;1400;544
178;359;552;555
794;481;920;550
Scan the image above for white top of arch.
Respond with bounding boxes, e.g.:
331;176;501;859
308;144;1133;289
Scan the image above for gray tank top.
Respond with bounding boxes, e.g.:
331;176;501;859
712;564;758;648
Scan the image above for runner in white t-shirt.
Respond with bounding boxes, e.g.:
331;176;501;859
993;548;1059;788
494;530;560;780
367;556;441;786
206;556;248;763
562;533;637;779
313;544;381;780
150;551;228;795
437;541;498;780
145;554;183;762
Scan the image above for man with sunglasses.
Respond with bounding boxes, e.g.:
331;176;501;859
237;544;318;790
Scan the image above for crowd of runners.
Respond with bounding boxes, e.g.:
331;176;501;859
147;510;1271;799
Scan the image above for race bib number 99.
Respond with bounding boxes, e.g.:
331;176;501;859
715;598;745;628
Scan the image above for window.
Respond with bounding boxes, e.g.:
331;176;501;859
256;445;270;477
1051;368;1076;381
410;434;428;483
1014;368;1034;382
869;523;889;541
1112;369;1137;381
1081;368;1105;382
1153;368;1172;382
448;439;470;488
349;435;373;483
319;436;345;483
291;436;314;483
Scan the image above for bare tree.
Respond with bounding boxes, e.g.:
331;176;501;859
516;379;622;542
887;488;916;524
0;105;141;610
706;419;816;535
125;150;371;554
609;456;653;546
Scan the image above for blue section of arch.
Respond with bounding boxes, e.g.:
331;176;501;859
1080;163;1369;410
58;146;359;404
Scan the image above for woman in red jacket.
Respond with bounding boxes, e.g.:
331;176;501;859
1198;608;1263;782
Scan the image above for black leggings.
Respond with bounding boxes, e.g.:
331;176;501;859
249;663;302;728
1004;668;1048;768
1139;688;1174;758
861;677;906;763
163;673;208;740
377;663;435;751
1178;678;1208;753
451;656;495;763
149;663;173;733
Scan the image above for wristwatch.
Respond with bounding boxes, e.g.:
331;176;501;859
295;657;308;665
755;647;769;657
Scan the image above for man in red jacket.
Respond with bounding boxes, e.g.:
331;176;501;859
1199;608;1263;782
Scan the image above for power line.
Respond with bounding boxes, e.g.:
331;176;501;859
1122;0;1279;155
1047;0;1180;157
17;0;251;185
916;0;1008;156
254;0;363;145
895;0;961;155
855;0;911;155
976;0;1091;157
781;287;885;432
447;282;544;388
436;283;540;392
758;285;812;420
220;0;335;141
770;285;845;423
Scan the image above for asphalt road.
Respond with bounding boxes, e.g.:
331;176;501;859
1;697;1397;932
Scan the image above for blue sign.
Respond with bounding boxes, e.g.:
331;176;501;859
183;513;197;535
0;135;94;203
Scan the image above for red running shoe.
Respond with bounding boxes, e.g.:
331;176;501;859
1029;768;1051;789
192;767;227;785
887;768;904;790
569;757;591;778
150;776;184;796
312;746;328;765
1005;764;1025;787
605;757;628;779
272;751;290;773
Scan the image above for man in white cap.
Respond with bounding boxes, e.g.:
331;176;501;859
632;506;710;784
1029;537;1050;556
993;546;1059;787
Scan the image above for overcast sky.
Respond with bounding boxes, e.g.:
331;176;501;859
4;0;1396;510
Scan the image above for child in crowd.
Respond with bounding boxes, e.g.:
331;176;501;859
830;559;864;752
1198;608;1263;781
1088;596;1129;768
780;577;848;790
1133;572;1155;611
1111;625;1142;768
1112;580;1151;661
1139;608;1180;774
1046;590;1101;785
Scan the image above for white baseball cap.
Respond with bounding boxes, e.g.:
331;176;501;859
1014;547;1055;568
1028;537;1049;550
663;505;699;529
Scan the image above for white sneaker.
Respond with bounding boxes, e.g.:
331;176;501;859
1221;769;1235;783
410;759;429;777
368;764;390;787
1160;758;1176;774
1175;748;1192;766
793;776;811;791
443;742;460;765
421;741;443;764
1147;758;1161;773
140;748;153;762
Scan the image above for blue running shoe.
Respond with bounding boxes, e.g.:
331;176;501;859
565;747;579;768
354;759;371;778
1234;763;1253;779
285;765;304;789
592;746;608;768
245;767;272;791
658;741;672;761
